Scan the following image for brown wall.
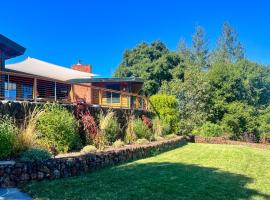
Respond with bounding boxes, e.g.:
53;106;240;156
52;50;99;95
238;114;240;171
70;64;92;103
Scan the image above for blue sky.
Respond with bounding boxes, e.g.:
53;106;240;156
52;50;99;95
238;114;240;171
1;0;270;77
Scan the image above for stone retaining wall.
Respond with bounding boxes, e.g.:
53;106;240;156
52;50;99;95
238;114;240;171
0;101;153;127
0;136;187;187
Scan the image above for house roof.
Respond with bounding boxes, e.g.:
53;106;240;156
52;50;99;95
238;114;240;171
5;57;98;82
68;77;144;84
0;34;26;59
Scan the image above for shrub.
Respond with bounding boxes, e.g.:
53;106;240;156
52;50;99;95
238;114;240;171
80;145;97;154
164;134;178;140
220;102;258;140
149;94;179;133
152;117;171;137
124;117;137;144
15;107;44;152
133;118;153;140
99;111;120;143
93;132;107;150
0;116;17;159
112;139;125;148
74;102;98;144
135;138;149;145
20;148;52;161
142;115;152;129
193;122;224;137
36;103;81;154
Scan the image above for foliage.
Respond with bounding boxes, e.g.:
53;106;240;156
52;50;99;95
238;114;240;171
36;103;81;154
220;102;258;141
149;94;179;132
164;134;178;140
93;132;107;150
192;122;224;138
133;118;153;140
15;107;44;152
124;116;137;144
135;138;149;145
0;115;17;159
74;102;98;144
114;41;181;95
99;111;120;144
142;115;152;129
20;148;52;161
112;139;125;148
80;145;97;154
152;117;170;136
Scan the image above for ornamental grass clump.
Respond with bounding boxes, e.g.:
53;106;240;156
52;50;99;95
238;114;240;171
15;107;44;152
36;103;81;154
152;117;171;137
99;111;120;144
124;116;137;144
0;115;17;159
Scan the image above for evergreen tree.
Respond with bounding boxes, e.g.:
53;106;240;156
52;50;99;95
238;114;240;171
192;25;209;70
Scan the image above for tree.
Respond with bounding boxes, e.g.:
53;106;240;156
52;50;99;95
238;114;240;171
192;25;209;70
212;22;245;63
114;41;181;95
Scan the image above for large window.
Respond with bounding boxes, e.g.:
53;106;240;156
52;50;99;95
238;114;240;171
5;82;16;100
106;84;120;103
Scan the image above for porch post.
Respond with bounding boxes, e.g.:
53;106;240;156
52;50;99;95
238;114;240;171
135;96;139;110
0;51;5;99
54;81;57;101
33;78;37;102
98;89;102;106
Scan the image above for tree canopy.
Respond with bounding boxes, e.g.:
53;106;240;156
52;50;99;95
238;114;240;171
114;22;270;142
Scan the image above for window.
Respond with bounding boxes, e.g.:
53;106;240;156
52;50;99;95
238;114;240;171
5;82;16;100
106;84;120;103
23;85;33;99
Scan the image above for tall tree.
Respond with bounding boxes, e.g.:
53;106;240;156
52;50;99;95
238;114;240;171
212;22;245;63
192;25;209;70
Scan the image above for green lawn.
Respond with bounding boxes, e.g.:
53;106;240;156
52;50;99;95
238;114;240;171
21;143;270;200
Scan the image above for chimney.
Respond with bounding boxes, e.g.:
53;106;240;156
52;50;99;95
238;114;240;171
72;60;92;74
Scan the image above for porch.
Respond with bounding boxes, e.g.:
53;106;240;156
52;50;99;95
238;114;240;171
0;70;149;111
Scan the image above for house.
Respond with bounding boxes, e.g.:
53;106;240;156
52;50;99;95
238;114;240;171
0;34;148;110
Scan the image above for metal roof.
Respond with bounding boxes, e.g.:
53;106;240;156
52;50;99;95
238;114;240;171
6;57;98;81
68;77;144;84
0;34;26;59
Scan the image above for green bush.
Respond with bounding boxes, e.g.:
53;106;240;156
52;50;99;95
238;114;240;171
36;103;81;153
99;111;120;144
80;145;97;154
220;102;258;140
0;116;17;159
133;118;153;140
20;148;52;161
152;117;171;136
258;109;270;143
112;139;125;148
149;94;179;133
193;122;224;137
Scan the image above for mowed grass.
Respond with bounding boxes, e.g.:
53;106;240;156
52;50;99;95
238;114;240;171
21;143;270;200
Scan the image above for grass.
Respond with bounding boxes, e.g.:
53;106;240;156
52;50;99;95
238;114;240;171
21;143;270;200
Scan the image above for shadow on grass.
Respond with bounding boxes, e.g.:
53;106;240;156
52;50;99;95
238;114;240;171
22;162;270;200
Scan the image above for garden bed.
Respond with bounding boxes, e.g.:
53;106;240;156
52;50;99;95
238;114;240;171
0;136;187;187
194;136;270;149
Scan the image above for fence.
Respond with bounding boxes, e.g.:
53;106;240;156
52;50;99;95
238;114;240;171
0;71;149;111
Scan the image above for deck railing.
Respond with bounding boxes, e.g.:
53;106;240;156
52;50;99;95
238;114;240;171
0;71;149;111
